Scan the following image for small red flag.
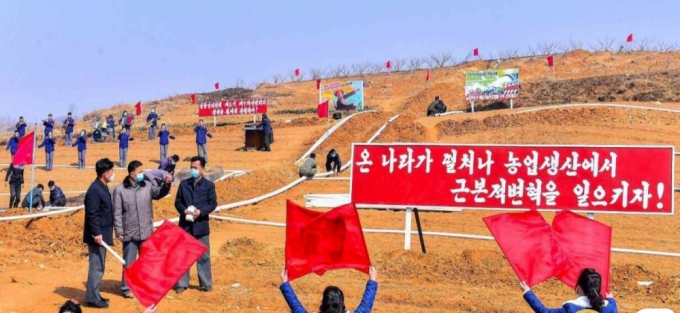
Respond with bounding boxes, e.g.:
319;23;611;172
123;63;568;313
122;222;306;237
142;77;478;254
124;220;208;307
547;55;554;67
214;82;220;90
294;68;300;76
316;79;321;90
13;131;35;166
426;69;431;81
473;48;479;56
190;93;196;104
386;60;391;69
626;33;633;43
135;101;142;116
317;101;329;118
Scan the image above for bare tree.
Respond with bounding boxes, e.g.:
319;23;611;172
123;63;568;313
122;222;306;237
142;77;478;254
391;58;406;71
498;49;520;60
331;65;349;78
429;52;453;68
527;45;538;56
351;63;370;75
407;57;424;71
635;38;655;51
235;77;245;88
537;41;558;55
289;70;304;82
309;68;326;80
273;74;284;84
568;38;584;51
592;37;615;52
655;42;678;52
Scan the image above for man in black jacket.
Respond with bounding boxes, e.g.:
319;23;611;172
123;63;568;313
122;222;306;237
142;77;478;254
48;180;66;207
83;158;115;308
174;156;217;294
325;149;342;173
4;163;24;208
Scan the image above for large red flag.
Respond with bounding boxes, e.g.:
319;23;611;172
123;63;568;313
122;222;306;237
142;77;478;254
426;69;431;81
547;55;554;67
285;200;324;281
626;33;633;43
317;101;329;118
551;211;612;296
124;220;208;307
135;101;142;116
385;60;391;70
316;79;321;90
190;93;196;104
294;68;300;76
483;210;564;287
12;131;35;166
473;48;479;56
214;82;220;90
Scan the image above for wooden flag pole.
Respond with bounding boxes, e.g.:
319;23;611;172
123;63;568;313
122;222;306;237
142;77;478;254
29;125;37;214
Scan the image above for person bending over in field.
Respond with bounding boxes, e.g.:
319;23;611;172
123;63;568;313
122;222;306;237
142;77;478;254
279;266;378;313
521;268;618;313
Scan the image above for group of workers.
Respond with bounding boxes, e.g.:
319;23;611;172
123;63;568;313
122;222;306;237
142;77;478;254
4;162;66;210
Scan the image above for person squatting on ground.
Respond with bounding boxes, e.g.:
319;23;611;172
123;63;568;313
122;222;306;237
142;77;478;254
83;158;115;308
64;112;75;146
118;128;135;168
113;160;171;299
38;131;57;171
159;154;180;178
521;268;618;313
426;96;447;116
279;266;379;313
325;149;342;173
21;183;46;210
256;113;273;151
194;119;211;162
15;116;27;138
72;129;88;169
158;123;175;160
146;108;160;141
4;162;25;209
48;180;66;207
299;153;317;179
174;156;216;293
5;131;20;160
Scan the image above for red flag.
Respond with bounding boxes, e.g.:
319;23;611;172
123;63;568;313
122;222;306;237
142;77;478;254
135;101;142;116
626;33;633;43
190;93;196;104
214;82;220;90
294;68;300;76
316;79;321;90
285;200;324;281
12;131;35;166
124;220;208;307
317;101;329;118
547;55;554;67
473;48;479;56
426;69;431;81
551;211;612;296
483;210;564;287
386;60;391;69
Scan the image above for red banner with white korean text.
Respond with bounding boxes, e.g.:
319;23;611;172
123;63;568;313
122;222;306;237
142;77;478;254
198;98;268;117
350;144;674;215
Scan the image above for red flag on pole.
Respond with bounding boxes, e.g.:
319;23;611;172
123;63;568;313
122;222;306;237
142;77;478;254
135;101;142;116
546;55;554;67
12;131;35;166
426;69;431;81
214;82;220;90
316;79;321;90
294;68;300;76
190;93;196;104
386;60;391;70
473;48;479;56
124;220;208;307
626;33;633;43
317;101;329;118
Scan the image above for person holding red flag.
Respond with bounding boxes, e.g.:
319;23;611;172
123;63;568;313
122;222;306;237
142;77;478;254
279;266;379;313
4;162;25;208
5;131;20;159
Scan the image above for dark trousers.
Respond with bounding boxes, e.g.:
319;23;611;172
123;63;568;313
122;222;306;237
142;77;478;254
9;183;21;208
176;234;212;288
263;134;271;151
120;240;143;294
85;244;106;303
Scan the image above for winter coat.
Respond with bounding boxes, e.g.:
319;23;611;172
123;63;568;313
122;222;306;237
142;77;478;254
175;176;217;237
158;130;170;145
83;179;114;246
523;291;618;313
299;158;317;177
113;178;170;242
4;164;24;185
5;137;19;154
38;137;56;153
280;280;378;313
64;118;75;133
258;118;273;135
72;135;87;151
194;125;208;144
49;186;66;206
326;151;342;172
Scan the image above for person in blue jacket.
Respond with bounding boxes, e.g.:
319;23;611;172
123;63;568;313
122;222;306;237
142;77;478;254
118;128;134;168
279;266;379;313
48;180;66;207
38;131;57;171
158;123;175;161
72;129;88;169
43;113;55;137
5;131;20;160
146;108;160;141
521;268;618;313
15;117;27;138
64;112;75;146
194;119;212;163
256;113;273;152
106;115;116;142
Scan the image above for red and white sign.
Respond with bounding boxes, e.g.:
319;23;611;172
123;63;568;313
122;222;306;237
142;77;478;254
198;98;268;117
350;144;675;214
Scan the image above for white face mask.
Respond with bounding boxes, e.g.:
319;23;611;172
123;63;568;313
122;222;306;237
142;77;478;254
108;173;115;182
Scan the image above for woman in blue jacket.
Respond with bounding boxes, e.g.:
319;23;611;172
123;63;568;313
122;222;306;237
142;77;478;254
521;268;618;313
194;119;211;163
279;266;378;313
5;131;20;160
158;123;174;161
38;131;57;171
72;129;88;169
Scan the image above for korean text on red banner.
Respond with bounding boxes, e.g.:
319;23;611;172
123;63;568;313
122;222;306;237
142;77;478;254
198;98;268;117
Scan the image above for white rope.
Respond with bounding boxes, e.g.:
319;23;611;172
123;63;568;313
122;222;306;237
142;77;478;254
434;111;465;116
0;190;87;196
312;177;350;181
0;163;127;170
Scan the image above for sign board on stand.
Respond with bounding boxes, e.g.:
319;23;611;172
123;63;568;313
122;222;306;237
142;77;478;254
464;68;520;113
198;98;268;117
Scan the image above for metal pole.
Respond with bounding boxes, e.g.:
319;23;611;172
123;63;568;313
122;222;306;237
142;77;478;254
29;126;37;214
510;98;514;109
471;101;476;118
404;207;412;250
413;208;427;254
587;212;595;220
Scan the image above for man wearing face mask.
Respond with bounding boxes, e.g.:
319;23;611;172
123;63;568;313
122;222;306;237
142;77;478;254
118;128;134;168
174;156;216;294
15;117;27;138
159;154;180;178
5;131;20;160
4;162;24;208
48;180;66;207
72;129;88;170
38;131;57;171
146;108;160;141
325;149;342;173
83;158;115;308
113;160;171;299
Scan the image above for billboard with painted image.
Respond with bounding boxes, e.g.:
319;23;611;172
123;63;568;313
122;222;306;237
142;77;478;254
320;81;365;112
464;68;520;101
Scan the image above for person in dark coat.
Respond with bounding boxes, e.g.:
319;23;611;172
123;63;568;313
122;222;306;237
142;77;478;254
42;113;55;137
15;117;27;138
21;184;46;210
279;266;379;313
64;112;75;146
174;156;216;294
427;96;446;116
325;149;342;173
106;115;116;142
159;154;180;178
5;131;20;160
72;129;88;169
146;108;160;141
117;128;134;168
4;162;24;208
158;123;174;161
37;131;56;171
256;114;273;152
83;158;115;308
299;153;317;179
521;268;618;313
48;180;66;207
194;120;211;162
